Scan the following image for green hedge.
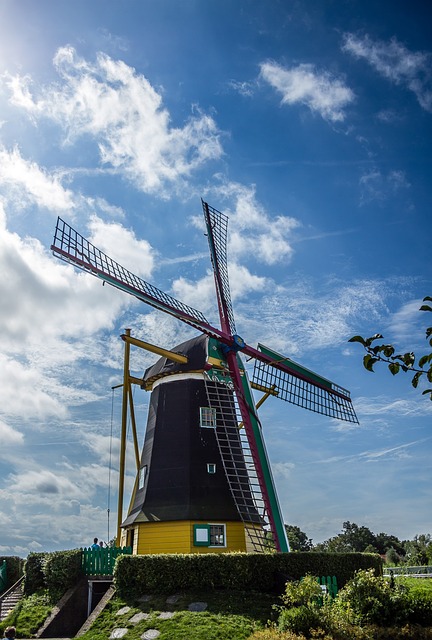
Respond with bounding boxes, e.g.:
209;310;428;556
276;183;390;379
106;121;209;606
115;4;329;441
24;550;83;601
114;552;382;599
0;556;24;590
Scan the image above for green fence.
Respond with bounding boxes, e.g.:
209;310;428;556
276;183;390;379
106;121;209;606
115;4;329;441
81;546;132;576
318;575;338;598
0;560;6;591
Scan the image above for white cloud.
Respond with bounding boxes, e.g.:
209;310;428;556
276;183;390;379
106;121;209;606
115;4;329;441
260;60;354;122
88;215;155;279
0;420;24;445
359;168;410;203
0;145;75;212
3;46;224;195
201;181;301;266
342;33;432;112
388;298;426;345
355;395;432;418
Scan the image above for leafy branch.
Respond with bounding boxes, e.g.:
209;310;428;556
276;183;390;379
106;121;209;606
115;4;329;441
349;296;432;400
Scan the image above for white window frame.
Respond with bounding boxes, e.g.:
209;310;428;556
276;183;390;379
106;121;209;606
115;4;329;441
209;523;226;548
200;407;217;428
138;465;147;490
207;463;216;474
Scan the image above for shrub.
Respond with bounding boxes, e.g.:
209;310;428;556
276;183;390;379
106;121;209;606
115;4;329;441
23;550;82;601
330;568;410;626
278;605;323;636
281;575;324;608
405;582;432;626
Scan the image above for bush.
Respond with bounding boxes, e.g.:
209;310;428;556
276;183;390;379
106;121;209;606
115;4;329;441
281;575;324;608
113;552;382;598
406;583;432;626
23;553;45;595
278;605;323;636
0;556;24;589
23;550;83;601
330;569;410;626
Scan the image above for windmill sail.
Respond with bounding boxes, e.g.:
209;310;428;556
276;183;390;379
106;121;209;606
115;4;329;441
204;372;270;552
252;344;359;423
51;217;215;334
202;200;236;335
202;201;290;552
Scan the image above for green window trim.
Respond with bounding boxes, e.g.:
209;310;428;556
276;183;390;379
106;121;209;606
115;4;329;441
193;524;210;546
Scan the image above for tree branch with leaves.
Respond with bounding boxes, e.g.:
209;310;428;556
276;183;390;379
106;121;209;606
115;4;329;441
349;296;432;400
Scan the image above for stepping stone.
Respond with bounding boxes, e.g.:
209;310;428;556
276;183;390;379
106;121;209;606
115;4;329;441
110;628;128;638
141;631;160;639
116;606;131;616
188;601;208;612
138;594;152;602
130;612;150;624
158;611;174;619
165;594;180;604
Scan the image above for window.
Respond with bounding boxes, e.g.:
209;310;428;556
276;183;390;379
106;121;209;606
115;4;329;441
200;407;216;428
138;465;147;490
210;524;225;547
207;463;216;474
193;523;226;547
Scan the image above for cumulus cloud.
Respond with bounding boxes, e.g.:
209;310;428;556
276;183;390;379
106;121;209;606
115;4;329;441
260;60;355;122
342;33;432;112
3;46;223;195
88;215;155;279
201;182;301;266
0;145;75;212
0;420;24;445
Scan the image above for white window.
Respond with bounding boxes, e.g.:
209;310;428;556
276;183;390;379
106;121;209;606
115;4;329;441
207;463;216;474
209;524;225;547
138;465;147;490
200;407;216;428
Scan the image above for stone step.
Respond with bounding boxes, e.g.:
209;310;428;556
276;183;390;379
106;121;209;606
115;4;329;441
0;584;24;621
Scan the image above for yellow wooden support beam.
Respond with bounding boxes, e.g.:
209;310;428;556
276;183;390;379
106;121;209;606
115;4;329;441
250;381;279;397
121;333;188;364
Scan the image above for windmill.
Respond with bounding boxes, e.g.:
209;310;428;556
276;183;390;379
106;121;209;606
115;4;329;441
51;200;358;554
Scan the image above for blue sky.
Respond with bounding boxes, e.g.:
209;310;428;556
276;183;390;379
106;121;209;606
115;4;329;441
0;0;431;555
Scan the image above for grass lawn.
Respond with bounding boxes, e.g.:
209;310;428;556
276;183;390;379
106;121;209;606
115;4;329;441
78;590;278;640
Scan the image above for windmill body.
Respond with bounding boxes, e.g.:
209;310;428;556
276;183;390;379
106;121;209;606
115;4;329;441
51;200;358;554
121;334;265;554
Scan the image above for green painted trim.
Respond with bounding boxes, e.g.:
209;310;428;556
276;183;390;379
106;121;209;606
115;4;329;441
193;524;210;546
258;344;333;390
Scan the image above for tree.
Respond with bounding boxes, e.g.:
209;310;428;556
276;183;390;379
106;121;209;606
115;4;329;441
285;525;313;551
375;532;405;557
385;547;401;565
349;296;432;399
403;534;432;565
313;522;375;553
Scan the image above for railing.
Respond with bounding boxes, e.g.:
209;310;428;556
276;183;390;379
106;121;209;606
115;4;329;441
0;561;6;592
384;566;432;577
81;546;132;576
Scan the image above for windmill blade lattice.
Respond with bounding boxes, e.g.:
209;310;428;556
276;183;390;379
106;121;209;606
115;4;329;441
204;373;270;553
252;344;359;423
51;217;211;331
202;200;236;335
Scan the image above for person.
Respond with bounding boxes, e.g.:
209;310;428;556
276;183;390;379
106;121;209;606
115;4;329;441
91;537;99;549
4;626;16;639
